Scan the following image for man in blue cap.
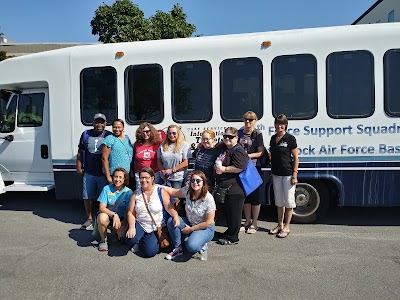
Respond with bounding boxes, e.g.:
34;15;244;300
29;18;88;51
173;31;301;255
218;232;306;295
76;113;112;230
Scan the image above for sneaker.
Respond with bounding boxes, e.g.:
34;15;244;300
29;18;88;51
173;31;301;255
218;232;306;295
80;219;93;230
165;246;183;260
98;238;108;252
131;243;140;253
217;238;239;245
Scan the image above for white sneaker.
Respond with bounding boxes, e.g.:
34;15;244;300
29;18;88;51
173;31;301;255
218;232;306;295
131;243;139;253
165;246;183;260
80;220;93;230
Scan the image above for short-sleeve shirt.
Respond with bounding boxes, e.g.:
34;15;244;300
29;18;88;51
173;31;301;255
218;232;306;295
157;142;192;181
216;145;249;194
78;129;112;176
192;147;220;183
103;135;133;174
238;129;264;166
181;185;216;226
134;142;161;173
97;184;133;218
269;133;297;176
133;187;165;233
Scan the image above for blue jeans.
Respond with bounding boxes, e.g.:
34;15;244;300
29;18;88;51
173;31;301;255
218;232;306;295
167;216;214;253
123;221;159;258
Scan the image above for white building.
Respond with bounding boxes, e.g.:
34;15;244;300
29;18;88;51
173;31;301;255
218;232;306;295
353;0;400;24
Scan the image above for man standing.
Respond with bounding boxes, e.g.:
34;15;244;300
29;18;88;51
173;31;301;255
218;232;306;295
76;113;112;230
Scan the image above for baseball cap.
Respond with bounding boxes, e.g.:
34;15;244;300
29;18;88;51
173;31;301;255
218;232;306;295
93;113;106;122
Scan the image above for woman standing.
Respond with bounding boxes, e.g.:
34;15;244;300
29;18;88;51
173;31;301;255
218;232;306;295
161;170;216;260
157;124;191;190
215;127;248;245
96;168;133;252
133;122;162;188
102;119;133;184
238;111;265;234
192;130;220;191
269;114;299;238
125;167;180;258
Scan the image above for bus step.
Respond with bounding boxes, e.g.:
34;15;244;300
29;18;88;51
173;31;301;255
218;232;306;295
4;182;55;192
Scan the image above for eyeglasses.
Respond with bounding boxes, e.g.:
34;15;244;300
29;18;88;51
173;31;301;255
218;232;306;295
202;137;212;141
139;176;151;181
143;130;151;135
223;134;237;140
168;132;177;136
244;118;255;122
190;178;202;184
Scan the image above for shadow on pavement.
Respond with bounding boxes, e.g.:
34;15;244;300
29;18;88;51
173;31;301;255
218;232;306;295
0;192;84;225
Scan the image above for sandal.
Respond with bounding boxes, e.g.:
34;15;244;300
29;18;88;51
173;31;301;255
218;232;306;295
239;223;251;232
246;225;259;234
268;226;282;235
277;230;290;238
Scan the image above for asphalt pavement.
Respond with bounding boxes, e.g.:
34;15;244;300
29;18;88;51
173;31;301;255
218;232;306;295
1;193;400;300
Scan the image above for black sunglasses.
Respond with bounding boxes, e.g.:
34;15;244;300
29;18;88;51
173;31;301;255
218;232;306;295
143;130;151;134
244;118;255;122
190;178;202;184
223;134;237;140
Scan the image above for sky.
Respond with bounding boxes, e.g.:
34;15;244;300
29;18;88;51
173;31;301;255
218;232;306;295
0;0;378;43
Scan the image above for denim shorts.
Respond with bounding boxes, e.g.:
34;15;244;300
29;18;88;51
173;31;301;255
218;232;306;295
83;173;108;200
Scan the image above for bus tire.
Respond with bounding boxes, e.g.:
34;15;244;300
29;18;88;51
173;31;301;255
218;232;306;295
292;180;330;223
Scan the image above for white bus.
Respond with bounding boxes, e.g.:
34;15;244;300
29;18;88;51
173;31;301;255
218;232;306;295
0;23;399;222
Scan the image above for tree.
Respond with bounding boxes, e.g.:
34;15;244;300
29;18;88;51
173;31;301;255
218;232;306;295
0;51;14;62
91;0;196;43
150;4;196;40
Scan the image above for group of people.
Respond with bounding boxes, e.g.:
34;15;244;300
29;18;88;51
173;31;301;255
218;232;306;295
76;111;299;259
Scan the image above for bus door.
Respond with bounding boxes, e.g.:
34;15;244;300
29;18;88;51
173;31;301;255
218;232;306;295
0;89;54;193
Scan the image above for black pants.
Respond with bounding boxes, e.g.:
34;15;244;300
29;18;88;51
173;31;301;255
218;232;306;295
223;192;245;242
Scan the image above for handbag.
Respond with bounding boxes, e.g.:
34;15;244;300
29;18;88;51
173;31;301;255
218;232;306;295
239;158;263;196
213;184;231;204
142;190;171;248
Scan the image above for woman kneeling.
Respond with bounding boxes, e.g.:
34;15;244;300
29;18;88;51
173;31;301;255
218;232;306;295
161;170;216;260
125;167;180;258
97;168;133;252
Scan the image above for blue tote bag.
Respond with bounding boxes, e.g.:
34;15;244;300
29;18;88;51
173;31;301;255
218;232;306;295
239;158;263;196
232;146;263;196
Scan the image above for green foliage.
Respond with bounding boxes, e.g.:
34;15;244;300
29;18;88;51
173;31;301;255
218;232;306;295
91;0;196;43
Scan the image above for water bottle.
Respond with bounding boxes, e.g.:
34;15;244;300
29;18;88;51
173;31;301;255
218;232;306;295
200;243;208;261
215;158;222;174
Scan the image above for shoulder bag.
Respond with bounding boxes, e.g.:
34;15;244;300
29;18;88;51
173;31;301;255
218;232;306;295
142;190;171;249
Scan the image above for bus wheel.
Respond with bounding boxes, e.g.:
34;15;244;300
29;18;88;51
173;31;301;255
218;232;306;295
292;180;329;223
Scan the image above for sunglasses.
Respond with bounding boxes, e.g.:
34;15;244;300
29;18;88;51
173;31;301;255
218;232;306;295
244;118;255;122
223;134;237;140
168;132;177;136
190;178;203;184
142;130;151;135
139;176;151;181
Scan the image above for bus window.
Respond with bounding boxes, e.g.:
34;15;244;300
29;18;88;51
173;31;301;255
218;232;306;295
327;50;374;119
125;64;163;124
171;60;212;123
80;66;117;125
0;94;17;133
271;54;317;119
17;93;44;127
384;49;400;117
220;57;263;121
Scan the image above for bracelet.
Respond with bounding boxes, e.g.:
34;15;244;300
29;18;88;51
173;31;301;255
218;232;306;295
172;168;176;173
293;170;298;173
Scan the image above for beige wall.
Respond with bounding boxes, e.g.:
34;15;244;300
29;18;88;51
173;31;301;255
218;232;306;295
353;0;400;24
0;43;93;57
